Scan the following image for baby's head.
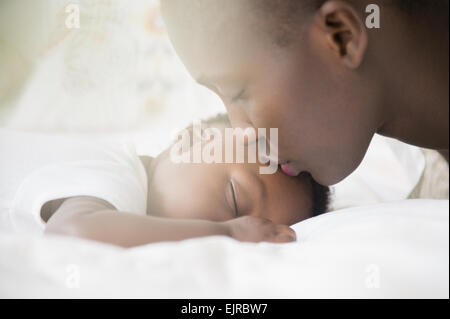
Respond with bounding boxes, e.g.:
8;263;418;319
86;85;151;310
146;114;329;226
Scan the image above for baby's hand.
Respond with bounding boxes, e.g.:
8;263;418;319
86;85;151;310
224;216;297;243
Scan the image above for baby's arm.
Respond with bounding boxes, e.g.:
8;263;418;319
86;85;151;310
45;196;296;247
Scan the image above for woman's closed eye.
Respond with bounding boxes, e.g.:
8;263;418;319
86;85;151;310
230;89;246;104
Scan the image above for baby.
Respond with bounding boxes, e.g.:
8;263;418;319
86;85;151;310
40;114;329;247
146;114;329;225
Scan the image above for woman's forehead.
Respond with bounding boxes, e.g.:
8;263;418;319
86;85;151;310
161;1;271;75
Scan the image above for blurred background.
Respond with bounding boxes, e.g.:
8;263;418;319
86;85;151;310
0;0;225;155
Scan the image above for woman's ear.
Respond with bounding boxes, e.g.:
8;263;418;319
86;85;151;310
314;0;368;69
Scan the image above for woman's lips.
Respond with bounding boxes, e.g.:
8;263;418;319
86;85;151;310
262;156;302;177
280;162;301;177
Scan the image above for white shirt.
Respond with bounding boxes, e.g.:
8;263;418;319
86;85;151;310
0;129;148;234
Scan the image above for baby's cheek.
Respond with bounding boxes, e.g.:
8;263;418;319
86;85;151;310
261;173;313;225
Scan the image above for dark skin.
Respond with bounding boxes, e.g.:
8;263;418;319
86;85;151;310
148;126;314;226
160;0;449;185
44;189;298;248
44;129;309;247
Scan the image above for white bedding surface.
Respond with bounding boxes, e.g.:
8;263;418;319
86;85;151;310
0;199;448;298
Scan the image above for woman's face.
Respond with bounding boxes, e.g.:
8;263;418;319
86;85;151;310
149;149;314;226
161;0;380;185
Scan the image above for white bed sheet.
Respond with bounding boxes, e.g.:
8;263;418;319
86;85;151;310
0;199;448;298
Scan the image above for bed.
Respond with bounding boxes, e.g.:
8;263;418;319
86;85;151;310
0;131;448;298
0;199;448;298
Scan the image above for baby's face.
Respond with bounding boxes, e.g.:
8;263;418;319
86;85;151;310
148;134;315;226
